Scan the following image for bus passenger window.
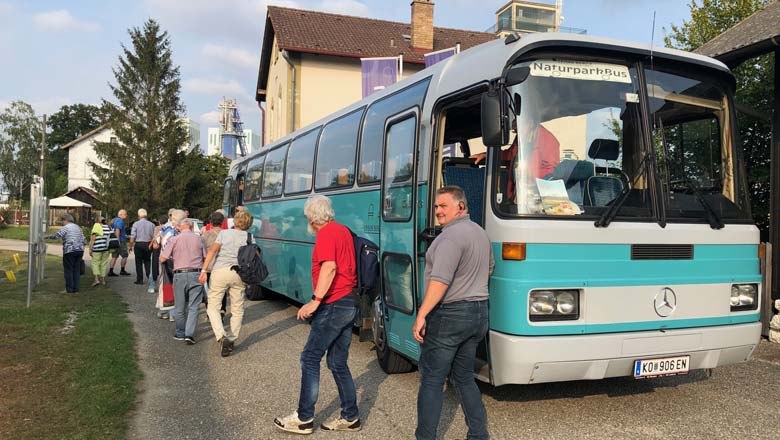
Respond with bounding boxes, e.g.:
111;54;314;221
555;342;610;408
262;144;287;198
315;108;363;190
243;156;265;202
285;128;319;194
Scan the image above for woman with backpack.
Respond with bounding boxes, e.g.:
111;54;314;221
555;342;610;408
198;209;255;357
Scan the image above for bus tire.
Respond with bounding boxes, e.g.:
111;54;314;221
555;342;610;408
372;297;414;374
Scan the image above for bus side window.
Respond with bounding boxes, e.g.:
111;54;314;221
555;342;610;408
315;108;364;190
262;144;288;198
285;128;320;195
243;156;265;203
358;80;430;186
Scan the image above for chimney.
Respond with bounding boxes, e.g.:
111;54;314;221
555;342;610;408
411;0;434;51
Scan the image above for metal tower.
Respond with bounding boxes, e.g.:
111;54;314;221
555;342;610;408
219;97;247;159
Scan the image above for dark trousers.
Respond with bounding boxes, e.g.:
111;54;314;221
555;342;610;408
151;248;160;281
134;242;151;282
416;300;490;440
297;295;359;421
62;251;84;293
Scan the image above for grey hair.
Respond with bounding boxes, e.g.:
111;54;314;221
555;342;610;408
436;185;468;210
138;208;147;218
178;218;193;228
304;194;335;225
61;214;75;223
168;208;176;216
170;209;186;225
118;209;127;216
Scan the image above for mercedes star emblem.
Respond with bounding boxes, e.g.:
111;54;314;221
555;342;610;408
654;287;677;317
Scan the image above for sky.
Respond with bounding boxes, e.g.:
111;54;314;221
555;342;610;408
0;0;693;151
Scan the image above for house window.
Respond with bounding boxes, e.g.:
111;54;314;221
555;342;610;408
110;136;117;144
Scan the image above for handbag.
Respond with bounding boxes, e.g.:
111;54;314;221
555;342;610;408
107;230;120;250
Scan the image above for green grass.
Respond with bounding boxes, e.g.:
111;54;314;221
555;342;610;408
0;225;61;242
0;250;141;440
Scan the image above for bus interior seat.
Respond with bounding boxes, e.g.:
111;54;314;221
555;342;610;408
545;159;594;205
442;157;485;224
584;139;624;206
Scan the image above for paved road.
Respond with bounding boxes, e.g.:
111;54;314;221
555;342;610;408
5;239;778;439
120;278;780;440
0;238;62;256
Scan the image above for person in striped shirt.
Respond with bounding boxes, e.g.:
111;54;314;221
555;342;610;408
46;214;86;294
88;216;111;287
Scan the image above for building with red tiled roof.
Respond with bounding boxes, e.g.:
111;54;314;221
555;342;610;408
255;1;496;144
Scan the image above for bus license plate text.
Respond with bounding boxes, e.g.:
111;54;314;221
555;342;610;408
633;356;690;379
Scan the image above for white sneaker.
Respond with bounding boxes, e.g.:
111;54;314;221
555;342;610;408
321;415;362;432
273;411;314;435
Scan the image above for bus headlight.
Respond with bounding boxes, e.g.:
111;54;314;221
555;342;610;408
730;284;758;311
529;289;579;321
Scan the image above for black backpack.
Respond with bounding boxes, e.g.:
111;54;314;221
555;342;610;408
349;229;379;294
232;232;269;285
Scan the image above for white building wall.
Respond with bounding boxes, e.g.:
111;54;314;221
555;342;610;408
180;118;201;153
207;127;223;156
243;129;262;154
66;127;111;191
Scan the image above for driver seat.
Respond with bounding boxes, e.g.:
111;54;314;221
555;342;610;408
584;139;624;207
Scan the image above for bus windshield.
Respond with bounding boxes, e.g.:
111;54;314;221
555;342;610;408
492;58;750;223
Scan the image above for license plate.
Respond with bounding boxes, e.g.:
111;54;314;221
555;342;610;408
633;355;690;378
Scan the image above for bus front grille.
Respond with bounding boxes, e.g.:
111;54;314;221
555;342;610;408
631;244;693;260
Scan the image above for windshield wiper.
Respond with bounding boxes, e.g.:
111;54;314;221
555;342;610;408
656;121;724;230
677;175;724;229
595;150;653;228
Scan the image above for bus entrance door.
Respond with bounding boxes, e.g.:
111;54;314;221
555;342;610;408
379;111;421;364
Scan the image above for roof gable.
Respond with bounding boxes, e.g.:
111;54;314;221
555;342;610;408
695;1;780;66
257;6;496;101
60;124;110;150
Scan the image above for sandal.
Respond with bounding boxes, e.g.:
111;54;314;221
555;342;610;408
91;281;100;287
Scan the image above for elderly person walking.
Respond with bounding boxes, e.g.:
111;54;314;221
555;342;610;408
160;217;206;344
198;209;254;357
46;214;86;294
88;216;111;287
200;211;227;319
130;208;155;285
108;209;131;277
274;195;361;434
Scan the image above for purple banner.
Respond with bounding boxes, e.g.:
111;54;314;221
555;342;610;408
424;48;456;67
361;58;398;98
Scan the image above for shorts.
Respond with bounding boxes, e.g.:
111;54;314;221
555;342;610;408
112;242;128;258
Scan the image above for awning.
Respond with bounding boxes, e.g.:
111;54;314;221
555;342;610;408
48;196;92;208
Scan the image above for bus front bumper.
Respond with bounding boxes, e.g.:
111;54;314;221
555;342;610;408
488;322;761;386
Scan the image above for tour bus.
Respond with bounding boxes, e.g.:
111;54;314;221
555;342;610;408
223;32;762;385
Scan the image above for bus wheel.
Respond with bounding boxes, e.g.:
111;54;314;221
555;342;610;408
372;297;413;374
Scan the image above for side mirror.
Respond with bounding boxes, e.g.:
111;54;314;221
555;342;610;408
481;87;507;147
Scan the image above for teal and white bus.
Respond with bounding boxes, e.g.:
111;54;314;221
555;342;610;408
224;32;762;385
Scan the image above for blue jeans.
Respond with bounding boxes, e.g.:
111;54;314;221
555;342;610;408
416;300;489;440
173;272;204;338
297;294;359;421
63;251;83;293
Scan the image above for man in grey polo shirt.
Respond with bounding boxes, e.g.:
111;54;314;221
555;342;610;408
130;208;155;285
412;185;494;440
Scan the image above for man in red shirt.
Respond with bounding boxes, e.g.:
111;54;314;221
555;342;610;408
274;195;361;435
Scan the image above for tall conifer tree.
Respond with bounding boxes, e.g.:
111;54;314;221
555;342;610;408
92;19;188;214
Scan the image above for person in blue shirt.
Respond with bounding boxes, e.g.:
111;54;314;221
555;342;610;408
108;209;131;277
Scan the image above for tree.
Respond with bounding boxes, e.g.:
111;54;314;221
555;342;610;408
665;0;774;237
0;101;42;202
46;104;104;198
180;153;230;219
92;19;188;215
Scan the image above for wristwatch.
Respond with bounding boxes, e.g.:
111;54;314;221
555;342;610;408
311;295;324;302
